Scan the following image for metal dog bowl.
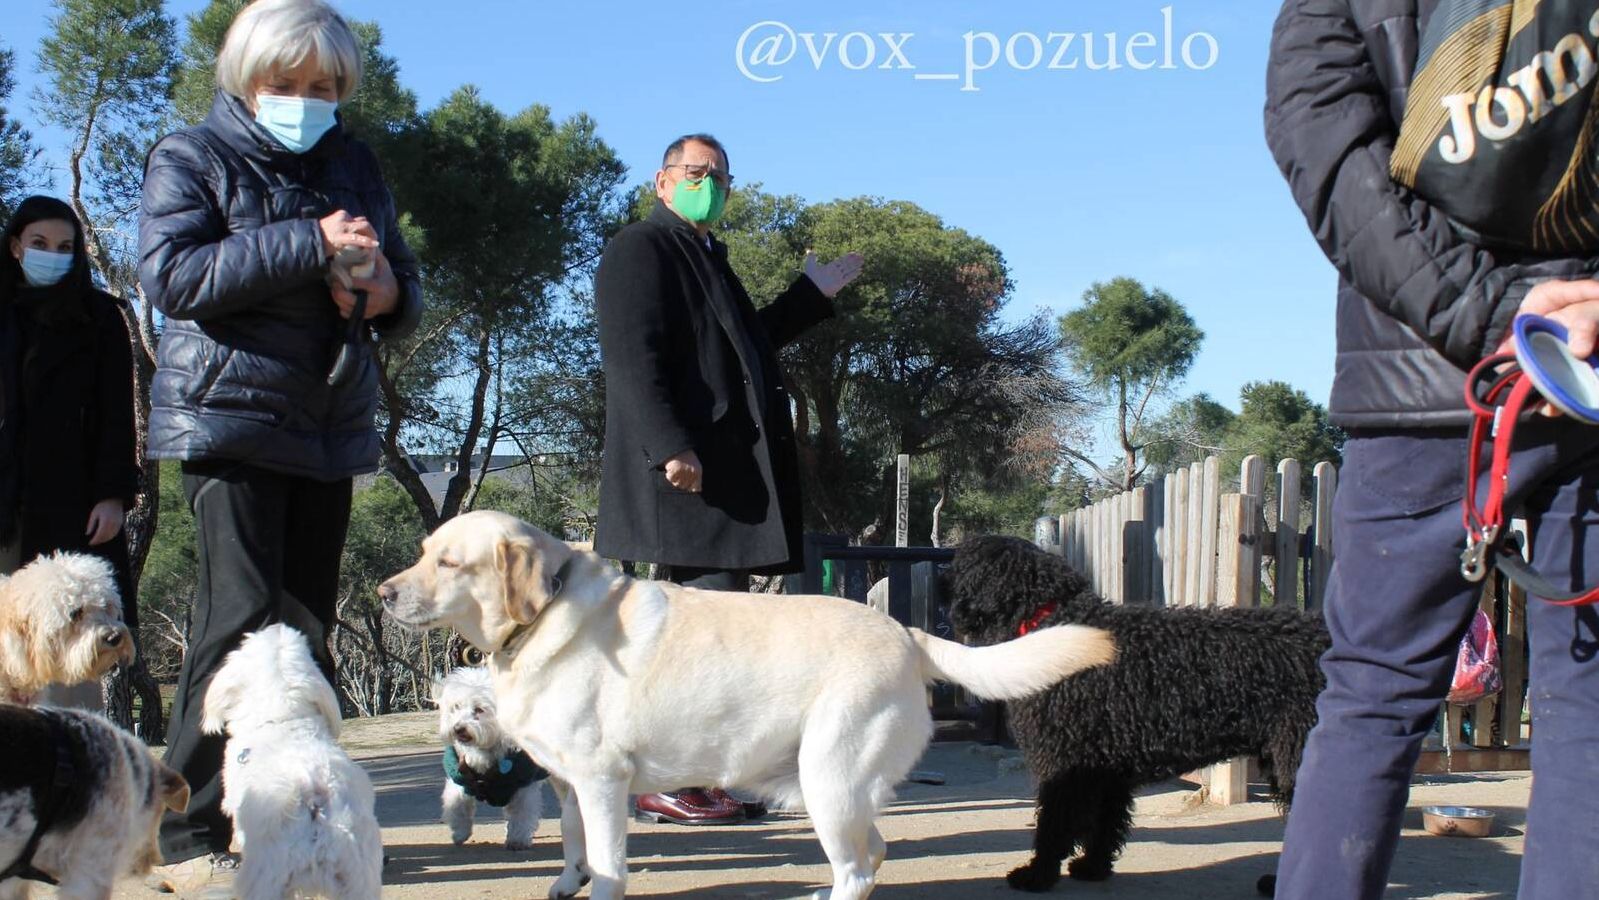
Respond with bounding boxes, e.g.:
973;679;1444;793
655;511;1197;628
1422;806;1494;838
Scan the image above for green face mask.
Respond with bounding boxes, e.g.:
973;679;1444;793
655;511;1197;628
670;176;726;225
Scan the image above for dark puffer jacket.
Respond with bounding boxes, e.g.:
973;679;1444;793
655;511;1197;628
1265;0;1598;427
138;91;422;480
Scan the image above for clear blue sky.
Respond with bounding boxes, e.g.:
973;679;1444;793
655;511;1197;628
4;0;1339;416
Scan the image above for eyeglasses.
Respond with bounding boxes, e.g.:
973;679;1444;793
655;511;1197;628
665;163;734;189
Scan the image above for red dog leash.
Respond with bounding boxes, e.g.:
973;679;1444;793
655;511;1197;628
1460;315;1599;606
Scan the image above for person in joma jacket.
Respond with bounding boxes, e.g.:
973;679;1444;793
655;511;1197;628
0;195;138;636
135;0;420;891
1265;2;1599;897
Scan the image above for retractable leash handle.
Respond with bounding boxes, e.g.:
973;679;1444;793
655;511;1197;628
1460;314;1599;605
328;246;375;387
1510;314;1599;424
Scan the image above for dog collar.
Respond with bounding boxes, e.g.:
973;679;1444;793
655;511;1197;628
492;555;577;661
1017;602;1059;637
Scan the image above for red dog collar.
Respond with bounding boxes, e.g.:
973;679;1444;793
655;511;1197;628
1018;602;1059;637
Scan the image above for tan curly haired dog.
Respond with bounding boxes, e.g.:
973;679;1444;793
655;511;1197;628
0;553;132;705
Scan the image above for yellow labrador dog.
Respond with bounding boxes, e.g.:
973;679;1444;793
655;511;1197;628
380;511;1115;900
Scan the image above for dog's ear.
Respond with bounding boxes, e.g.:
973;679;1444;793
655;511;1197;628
496;532;573;625
428;674;446;706
156;762;190;813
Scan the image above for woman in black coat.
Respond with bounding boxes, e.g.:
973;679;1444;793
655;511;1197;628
0;196;138;613
135;0;421;887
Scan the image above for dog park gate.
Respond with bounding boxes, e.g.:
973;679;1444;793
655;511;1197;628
1034;455;1532;806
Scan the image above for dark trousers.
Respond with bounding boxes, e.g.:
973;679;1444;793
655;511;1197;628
158;462;352;863
659;563;747;803
1275;427;1599;899
664;565;751;592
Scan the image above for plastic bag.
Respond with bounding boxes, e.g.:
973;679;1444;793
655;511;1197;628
1447;609;1502;705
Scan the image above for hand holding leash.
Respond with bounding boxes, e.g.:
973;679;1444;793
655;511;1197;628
1462;311;1599;603
328;245;375;387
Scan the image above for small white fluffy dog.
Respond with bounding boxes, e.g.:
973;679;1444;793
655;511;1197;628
0;705;188;900
202;624;382;900
381;511;1117;900
433;667;545;849
0;553;132;705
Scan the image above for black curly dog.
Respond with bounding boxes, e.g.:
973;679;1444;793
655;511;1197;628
946;536;1329;895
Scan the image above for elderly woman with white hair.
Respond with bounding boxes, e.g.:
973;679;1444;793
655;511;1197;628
136;0;420;891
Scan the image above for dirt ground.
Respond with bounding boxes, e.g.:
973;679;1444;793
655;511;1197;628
102;712;1529;898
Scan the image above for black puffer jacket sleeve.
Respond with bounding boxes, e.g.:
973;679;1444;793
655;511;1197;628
138;133;329;321
1264;0;1589;365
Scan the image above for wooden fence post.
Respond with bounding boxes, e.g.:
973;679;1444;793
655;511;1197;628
1198;457;1221;607
1147;478;1166;606
1275;459;1302;608
1093;505;1106;601
1186;461;1204;606
1210;492;1263;804
1310;462;1338;610
1124;487;1147;604
1171;468;1188;607
1500;577;1529;747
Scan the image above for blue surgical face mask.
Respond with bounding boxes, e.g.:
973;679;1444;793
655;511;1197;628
253;94;339;154
19;248;74;287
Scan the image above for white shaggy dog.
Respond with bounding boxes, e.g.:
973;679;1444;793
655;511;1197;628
433;667;545;850
201;624;382;900
0;705;188;900
0;553;132;705
380;511;1117;900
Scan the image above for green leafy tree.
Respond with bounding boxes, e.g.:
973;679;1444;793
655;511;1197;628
0;44;38;223
1044;463;1099;514
1144;392;1235;476
1222;380;1344;487
35;0;177;295
1059;277;1204;492
335;476;428;715
469;475;569;537
131;460;198;739
378;87;624;530
169;0;240;125
1141;382;1341;495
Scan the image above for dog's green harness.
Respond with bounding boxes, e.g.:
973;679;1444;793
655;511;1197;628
442;746;548;808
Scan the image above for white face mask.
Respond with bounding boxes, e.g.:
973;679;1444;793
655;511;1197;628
19;248;74;287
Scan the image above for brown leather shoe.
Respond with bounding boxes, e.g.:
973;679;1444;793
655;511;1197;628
635;788;745;825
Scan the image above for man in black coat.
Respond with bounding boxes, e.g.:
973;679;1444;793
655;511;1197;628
1264;2;1599;897
593;133;861;824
